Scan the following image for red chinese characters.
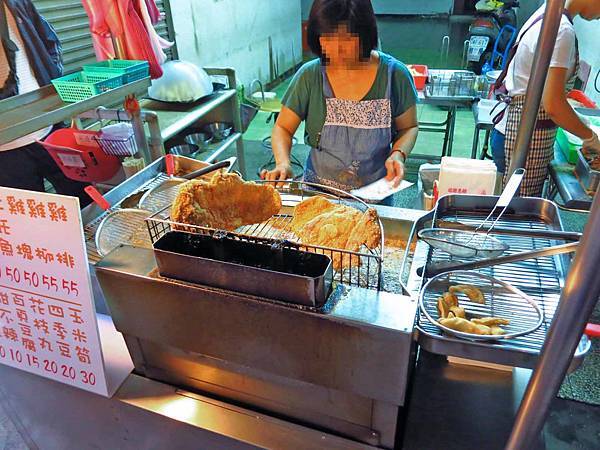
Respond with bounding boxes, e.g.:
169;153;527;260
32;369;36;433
0;219;11;236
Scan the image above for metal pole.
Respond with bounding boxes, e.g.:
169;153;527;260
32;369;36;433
506;194;600;449
506;0;566;178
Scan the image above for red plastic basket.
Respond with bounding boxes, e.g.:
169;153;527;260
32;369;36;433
39;128;122;183
407;65;429;91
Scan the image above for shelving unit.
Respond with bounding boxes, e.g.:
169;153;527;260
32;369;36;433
139;67;247;177
0;78;151;148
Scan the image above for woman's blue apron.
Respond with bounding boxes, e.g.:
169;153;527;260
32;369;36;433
303;64;394;197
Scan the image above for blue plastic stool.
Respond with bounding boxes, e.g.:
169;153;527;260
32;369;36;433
485;25;518;72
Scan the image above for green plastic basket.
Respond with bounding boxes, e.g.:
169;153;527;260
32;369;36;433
556;128;580;164
52;71;124;103
83;60;149;84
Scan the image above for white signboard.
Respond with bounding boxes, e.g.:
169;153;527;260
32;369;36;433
0;187;109;395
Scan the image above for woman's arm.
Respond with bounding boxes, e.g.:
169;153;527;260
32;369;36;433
543;67;595;140
260;106;302;186
385;105;419;186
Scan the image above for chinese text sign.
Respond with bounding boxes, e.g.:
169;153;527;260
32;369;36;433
0;187;108;395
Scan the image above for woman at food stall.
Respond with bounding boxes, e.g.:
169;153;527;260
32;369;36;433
491;0;600;197
260;0;418;205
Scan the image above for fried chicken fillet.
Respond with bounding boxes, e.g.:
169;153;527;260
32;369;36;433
171;172;281;230
291;196;381;269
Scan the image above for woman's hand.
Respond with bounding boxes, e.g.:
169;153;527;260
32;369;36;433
385;151;405;188
583;131;600;155
260;163;293;187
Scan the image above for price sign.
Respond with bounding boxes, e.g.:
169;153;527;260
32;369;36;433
0;187;109;395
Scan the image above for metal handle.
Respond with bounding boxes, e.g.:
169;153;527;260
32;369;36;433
181;159;233;180
477;168;526;234
497;168;526;208
165;154;175;176
437;220;582;242
84;186;110;211
419;242;578;278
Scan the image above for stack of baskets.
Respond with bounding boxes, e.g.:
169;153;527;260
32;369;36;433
51;60;149;103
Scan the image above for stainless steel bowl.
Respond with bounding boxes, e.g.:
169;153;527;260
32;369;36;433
184;132;213;149
204;122;232;141
168;143;199;156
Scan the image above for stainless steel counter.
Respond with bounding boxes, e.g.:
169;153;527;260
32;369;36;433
95;245;418;449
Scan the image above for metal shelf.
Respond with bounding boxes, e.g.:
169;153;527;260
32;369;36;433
0;78;151;146
200;132;242;163
140;89;237;141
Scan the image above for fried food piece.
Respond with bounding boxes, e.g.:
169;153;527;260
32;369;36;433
290;196;337;233
449;284;485;304
442;292;459;308
436;292;461;319
439;317;492;335
346;208;382;252
437;297;450;319
291;196;381;270
472;317;511;327
448;306;466;319
171;172;281;230
490;326;507;336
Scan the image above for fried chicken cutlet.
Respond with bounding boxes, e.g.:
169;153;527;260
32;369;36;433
291;196;381;269
171;172;281;230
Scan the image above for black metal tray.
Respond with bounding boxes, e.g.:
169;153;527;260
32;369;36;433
153;231;333;308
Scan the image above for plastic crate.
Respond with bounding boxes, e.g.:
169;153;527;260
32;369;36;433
557;115;600;164
556;128;580;164
407;64;429;91
83;60;149;84
52;71;124;103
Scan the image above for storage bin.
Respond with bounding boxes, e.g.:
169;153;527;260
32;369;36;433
83;60;149;84
407;65;429;91
52;71;124;102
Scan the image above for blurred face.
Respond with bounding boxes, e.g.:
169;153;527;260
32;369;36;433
319;23;362;65
581;1;600;20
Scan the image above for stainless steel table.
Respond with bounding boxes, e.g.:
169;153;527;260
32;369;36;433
417;91;475;159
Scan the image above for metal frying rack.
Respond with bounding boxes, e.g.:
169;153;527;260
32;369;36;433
404;195;590;369
146;180;385;290
84;173;170;264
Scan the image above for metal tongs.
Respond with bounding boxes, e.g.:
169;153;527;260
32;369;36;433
138;156;235;212
418;168;526;258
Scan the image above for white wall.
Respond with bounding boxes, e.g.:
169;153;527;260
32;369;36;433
574;17;600;104
301;0;453;17
302;0;311;20
170;0;302;89
517;0;544;27
371;0;452;15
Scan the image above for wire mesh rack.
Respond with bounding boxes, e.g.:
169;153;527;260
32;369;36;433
425;69;489;100
84;173;170;264
415;211;566;360
94;132;138;157
146;180;385;290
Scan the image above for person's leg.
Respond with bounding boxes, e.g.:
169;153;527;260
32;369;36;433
490;128;506;174
26;142;92;207
0;147;46;191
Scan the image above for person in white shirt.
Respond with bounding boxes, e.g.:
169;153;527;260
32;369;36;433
490;0;600;197
0;1;90;206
